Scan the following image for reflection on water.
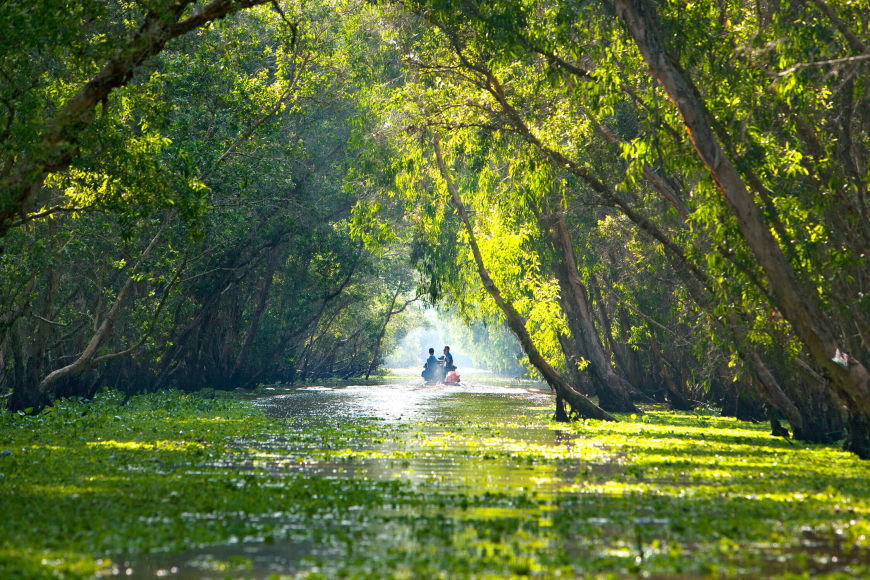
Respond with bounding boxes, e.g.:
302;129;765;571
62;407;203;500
241;382;618;488
262;381;549;424
125;382;594;579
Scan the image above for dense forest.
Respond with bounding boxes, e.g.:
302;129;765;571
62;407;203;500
2;0;870;458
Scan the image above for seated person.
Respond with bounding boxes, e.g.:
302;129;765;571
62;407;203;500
422;347;440;382
442;345;455;371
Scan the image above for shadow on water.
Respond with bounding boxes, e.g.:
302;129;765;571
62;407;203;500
124;382;870;579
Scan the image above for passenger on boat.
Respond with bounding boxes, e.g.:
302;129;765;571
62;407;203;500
422;347;440;382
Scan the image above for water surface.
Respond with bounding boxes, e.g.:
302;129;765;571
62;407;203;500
122;381;870;579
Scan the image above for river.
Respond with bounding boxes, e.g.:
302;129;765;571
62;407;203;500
120;379;870;579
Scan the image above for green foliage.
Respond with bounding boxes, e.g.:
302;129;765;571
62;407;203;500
351;0;870;437
0;0;423;403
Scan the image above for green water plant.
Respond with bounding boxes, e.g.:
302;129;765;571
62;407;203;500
1;389;868;579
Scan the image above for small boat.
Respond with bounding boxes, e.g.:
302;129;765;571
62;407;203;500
422;364;461;386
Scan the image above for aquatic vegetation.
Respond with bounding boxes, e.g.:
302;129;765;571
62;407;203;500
0;387;868;579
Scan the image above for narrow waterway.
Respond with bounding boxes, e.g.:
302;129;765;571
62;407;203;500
122;381;616;579
249;382;620;486
119;380;870;580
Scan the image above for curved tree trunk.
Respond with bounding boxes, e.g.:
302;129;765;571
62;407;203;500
366;288;400;380
433;138;615;422
365;290;418;380
38;220;167;397
661;243;809;433
614;0;870;457
0;0;273;239
749;351;805;437
548;213;640;413
38;276;134;395
600;116;817;436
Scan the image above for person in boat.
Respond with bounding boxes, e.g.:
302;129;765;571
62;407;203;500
442;346;455;372
422;347;440;382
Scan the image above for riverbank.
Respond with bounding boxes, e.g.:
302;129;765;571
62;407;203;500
1;387;868;579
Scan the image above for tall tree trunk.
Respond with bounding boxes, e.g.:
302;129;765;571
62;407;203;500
433;138;615;422
366;288;400;380
548;213;640;412
557;332;594;396
38;221;167;396
366;291;417;380
647;326;694;410
614;0;870;457
589;272;615;365
231;248;279;385
748;350;805;437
